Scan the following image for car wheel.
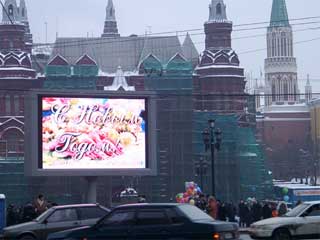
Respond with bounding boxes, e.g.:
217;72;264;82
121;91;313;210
19;234;36;240
273;229;291;240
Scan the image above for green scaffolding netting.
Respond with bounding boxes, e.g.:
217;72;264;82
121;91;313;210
44;65;98;89
193;113;273;202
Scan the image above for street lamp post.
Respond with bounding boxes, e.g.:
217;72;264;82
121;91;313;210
195;157;208;192
202;119;222;197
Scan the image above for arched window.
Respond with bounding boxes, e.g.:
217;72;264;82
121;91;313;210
284;82;288;101
216;3;222;15
272;39;276;57
284;39;287;56
0;128;24;158
5;95;11;114
19;96;24;114
8;4;13;16
272;84;276;102
22;8;25;17
110;8;113;17
14;95;19;114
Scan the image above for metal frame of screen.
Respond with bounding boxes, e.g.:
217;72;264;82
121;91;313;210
25;90;157;177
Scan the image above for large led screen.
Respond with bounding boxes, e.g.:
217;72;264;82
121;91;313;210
40;97;147;169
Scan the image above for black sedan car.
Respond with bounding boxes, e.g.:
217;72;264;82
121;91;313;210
48;203;239;240
0;204;110;240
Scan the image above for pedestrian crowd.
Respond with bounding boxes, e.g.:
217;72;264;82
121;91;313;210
194;194;297;227
6;192;300;229
6;194;57;226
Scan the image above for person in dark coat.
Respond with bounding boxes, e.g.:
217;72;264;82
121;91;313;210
245;203;253;227
218;202;227;221
252;201;262;222
22;203;37;223
262;203;272;219
227;202;236;222
6;204;18;226
196;194;207;211
238;200;247;227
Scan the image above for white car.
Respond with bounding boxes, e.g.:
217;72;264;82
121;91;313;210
249;201;320;240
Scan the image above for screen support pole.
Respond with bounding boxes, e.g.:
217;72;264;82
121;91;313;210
85;176;98;203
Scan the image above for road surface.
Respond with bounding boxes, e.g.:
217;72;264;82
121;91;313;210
240;234;313;240
240;234;252;240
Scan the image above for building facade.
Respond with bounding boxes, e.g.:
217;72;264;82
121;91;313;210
257;0;312;180
0;0;273;205
0;0;41;204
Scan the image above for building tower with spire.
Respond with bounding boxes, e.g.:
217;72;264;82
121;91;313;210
305;74;312;103
205;0;231;49
194;0;246;113
0;0;35;77
265;0;298;105
101;0;120;38
2;0;20;22
1;0;32;51
19;0;32;45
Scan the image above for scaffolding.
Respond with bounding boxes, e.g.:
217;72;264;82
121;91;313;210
139;53;194;202
193;112;273;202
0;49;273;205
44;64;98;89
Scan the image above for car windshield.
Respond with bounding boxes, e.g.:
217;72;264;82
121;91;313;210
177;204;213;221
35;208;54;222
284;203;310;217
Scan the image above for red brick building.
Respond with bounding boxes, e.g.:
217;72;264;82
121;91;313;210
257;104;311;179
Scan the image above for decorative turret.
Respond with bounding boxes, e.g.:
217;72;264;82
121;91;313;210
101;0;120;38
305;74;312;103
0;0;35;78
1;0;32;52
204;0;232;49
208;0;228;22
2;0;20;23
19;0;32;44
19;0;27;22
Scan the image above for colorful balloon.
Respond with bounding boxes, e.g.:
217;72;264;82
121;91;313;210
282;187;289;195
283;195;290;202
176;193;183;199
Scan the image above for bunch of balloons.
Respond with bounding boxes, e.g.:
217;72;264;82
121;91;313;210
282;187;290;202
176;182;202;204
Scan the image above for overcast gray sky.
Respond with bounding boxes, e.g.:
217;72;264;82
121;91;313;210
25;0;320;92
